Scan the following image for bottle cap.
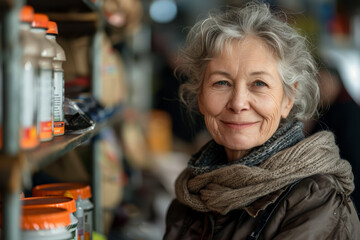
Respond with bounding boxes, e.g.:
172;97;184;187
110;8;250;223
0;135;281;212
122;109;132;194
32;183;92;200
20;6;34;23
22;196;76;213
46;21;58;35
31;13;49;29
22;207;70;230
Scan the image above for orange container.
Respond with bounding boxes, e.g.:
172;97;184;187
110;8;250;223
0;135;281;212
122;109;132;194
32;183;93;240
22;196;78;239
32;183;91;200
22;196;76;213
22;207;70;230
21;207;72;240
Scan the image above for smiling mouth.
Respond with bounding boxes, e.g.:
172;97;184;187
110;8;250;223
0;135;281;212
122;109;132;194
221;121;258;129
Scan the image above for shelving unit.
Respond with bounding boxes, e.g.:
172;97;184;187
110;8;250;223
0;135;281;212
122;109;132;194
0;0;121;239
25;108;123;171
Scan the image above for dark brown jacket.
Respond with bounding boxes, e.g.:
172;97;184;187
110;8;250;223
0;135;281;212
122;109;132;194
164;174;360;239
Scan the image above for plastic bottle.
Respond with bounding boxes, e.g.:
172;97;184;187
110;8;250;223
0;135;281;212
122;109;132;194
22;196;78;240
21;207;72;240
46;21;66;136
30;14;55;142
19;6;41;149
32;183;94;240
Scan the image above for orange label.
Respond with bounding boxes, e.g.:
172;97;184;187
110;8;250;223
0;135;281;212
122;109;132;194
84;232;90;240
40;121;52;140
21;126;39;149
54;121;65;135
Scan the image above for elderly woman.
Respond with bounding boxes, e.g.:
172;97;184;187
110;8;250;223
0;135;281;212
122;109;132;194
163;2;359;240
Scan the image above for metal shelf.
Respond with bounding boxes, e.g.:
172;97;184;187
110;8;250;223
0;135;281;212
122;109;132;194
25;107;123;172
0;107;123;188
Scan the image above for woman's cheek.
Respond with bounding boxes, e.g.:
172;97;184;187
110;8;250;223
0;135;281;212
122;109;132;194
254;94;282;136
203;93;226;116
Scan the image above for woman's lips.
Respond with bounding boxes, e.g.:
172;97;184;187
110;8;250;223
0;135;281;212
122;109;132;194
221;121;258;129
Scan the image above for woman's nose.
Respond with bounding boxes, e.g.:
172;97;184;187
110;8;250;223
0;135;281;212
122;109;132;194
226;88;250;113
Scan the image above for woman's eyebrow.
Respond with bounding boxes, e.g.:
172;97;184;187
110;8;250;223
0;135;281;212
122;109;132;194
250;71;271;76
208;70;273;79
208;70;232;77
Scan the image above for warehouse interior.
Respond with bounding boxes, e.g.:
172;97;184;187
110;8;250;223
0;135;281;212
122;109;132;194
1;0;360;239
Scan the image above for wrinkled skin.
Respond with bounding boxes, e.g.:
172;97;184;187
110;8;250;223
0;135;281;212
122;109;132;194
198;36;294;162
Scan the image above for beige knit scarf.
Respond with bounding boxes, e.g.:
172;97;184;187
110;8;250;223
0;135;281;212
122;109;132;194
175;131;354;215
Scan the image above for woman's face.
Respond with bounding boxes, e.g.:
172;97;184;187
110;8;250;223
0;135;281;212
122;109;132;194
198;36;294;162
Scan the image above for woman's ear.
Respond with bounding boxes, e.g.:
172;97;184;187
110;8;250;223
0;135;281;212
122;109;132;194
281;83;297;119
293;82;299;89
281;96;294;119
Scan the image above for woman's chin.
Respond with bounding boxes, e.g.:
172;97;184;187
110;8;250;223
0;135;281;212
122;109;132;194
222;136;258;151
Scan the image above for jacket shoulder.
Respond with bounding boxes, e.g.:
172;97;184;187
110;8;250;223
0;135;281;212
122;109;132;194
262;174;360;239
299;174;345;192
284;174;347;208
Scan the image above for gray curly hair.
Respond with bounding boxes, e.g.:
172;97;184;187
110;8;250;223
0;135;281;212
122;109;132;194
177;2;319;122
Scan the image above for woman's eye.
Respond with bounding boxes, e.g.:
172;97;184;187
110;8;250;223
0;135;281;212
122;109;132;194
254;80;267;87
214;80;230;86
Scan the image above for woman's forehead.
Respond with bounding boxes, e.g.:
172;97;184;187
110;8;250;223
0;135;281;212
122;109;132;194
224;36;276;56
207;37;279;70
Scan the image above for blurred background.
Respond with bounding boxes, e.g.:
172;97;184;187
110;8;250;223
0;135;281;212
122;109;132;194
1;0;360;239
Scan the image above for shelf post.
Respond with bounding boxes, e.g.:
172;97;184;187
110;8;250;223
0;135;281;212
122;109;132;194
2;0;23;156
1;0;24;239
90;12;103;101
0;153;27;240
1;190;22;240
91;135;103;234
89;0;104;234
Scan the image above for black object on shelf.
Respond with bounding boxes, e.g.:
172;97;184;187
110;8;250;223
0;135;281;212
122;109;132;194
64;97;95;134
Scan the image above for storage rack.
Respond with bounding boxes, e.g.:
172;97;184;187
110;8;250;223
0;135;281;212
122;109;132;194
0;0;121;238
